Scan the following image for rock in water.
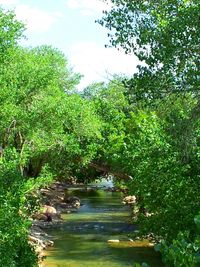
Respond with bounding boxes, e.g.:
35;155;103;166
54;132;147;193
122;195;136;205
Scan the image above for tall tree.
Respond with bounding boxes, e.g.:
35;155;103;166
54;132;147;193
0;8;102;266
99;0;199;95
98;2;200;265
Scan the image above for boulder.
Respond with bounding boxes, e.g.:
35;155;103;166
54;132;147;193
32;205;58;222
122;195;136;205
32;213;48;221
64;196;81;209
43;205;57;214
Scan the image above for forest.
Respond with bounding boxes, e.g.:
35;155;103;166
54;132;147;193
0;1;199;266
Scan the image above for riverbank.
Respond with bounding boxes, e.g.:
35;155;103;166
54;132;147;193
29;181;83;265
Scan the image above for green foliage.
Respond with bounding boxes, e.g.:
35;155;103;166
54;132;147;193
0;41;101;179
0;2;199;266
99;0;200;94
98;1;200;265
86;79;200;264
82;78;128;168
0;150;38;267
0;150;53;266
83;79;200;245
0;8;24;57
0;7;102;266
155;229;200;267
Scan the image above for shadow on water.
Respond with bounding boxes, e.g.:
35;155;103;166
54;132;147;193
44;183;164;267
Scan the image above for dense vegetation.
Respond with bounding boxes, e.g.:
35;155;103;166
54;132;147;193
0;1;199;266
97;1;200;266
0;8;101;266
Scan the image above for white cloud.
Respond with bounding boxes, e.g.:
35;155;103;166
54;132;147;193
15;5;59;33
68;41;139;90
66;0;112;16
0;0;18;5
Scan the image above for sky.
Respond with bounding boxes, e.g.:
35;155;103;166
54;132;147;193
0;0;139;89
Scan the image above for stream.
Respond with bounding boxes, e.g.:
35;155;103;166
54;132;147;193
43;181;163;267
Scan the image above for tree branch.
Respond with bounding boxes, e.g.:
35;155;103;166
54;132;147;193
89;162;132;180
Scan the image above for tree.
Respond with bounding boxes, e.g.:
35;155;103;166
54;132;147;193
99;0;200;95
0;8;102;266
98;2;200;265
0;8;39;267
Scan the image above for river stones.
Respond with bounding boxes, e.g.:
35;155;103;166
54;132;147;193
107;240;154;248
107;239;120;243
32;213;48;221
43;205;57;215
32;204;59;222
64;196;81;209
122;195;136;205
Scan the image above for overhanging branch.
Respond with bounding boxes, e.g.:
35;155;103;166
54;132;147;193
89;162;131;180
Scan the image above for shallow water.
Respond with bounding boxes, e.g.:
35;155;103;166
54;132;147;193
43;184;163;267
